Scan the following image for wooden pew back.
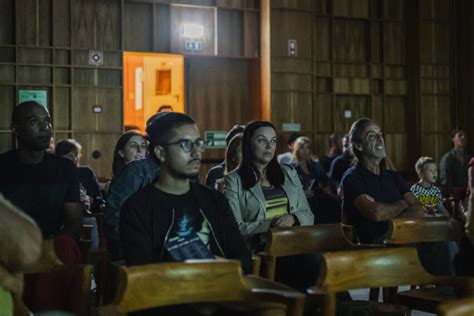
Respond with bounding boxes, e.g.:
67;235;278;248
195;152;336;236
438;298;474;316
261;224;357;258
258;224;362;280
112;260;250;313
386;217;464;245
316;247;433;293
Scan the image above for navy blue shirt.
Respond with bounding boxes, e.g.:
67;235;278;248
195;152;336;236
341;164;409;243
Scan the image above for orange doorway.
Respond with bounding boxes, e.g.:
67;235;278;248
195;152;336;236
123;52;184;131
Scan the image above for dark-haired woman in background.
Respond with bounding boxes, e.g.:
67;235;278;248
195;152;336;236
224;120;316;291
111;130;148;177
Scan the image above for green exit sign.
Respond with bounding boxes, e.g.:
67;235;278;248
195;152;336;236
205;130;227;149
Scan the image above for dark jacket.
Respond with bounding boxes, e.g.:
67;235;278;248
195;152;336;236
120;182;252;274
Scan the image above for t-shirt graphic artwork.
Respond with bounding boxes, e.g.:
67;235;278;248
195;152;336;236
165;206;213;261
410;183;444;216
262;186;289;220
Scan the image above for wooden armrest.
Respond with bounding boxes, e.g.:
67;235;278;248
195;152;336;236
307;285;330;296
244;275;305;316
251;254;261;275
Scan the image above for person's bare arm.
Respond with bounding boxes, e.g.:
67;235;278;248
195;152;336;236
0;195;42;270
354;194;408;222
62;202;83;240
398;192;425;218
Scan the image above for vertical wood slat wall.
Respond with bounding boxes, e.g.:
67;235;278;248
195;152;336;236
0;0;260;178
270;0;457;173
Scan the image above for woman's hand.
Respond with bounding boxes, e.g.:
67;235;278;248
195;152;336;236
271;214;296;228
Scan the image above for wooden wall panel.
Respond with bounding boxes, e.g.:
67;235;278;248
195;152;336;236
313;95;333;132
0;65;15;83
124;2;153;52
73;132;120;178
53;88;71;130
333;0;369;18
243;11;259;58
383;97;406;133
314;18;330;61
383;22;406;64
420;96;450;132
333;20;368;62
0;0;14;44
96;0;121;50
271;11;312;58
0;134;13;153
385;134;407;170
154;4;171;52
38;0;52;46
0;85;15;129
71;88;121;132
384;0;404;20
333;96;370;133
218;9;243;57
420;133;451;163
271;0;312;11
16;0;37;45
187;58;251;134
419;0;449;21
53;0;71;47
271;91;313;131
72;0;96;48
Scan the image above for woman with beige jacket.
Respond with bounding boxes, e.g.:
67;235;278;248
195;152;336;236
224;121;317;291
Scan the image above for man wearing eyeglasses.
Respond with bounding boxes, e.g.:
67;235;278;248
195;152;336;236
119;112;252;274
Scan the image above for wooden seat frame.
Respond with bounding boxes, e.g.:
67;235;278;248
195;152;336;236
258;224;379;280
308;247;474;316
100;259;306;316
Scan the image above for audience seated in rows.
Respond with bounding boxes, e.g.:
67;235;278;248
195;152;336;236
205;124;245;189
120;112;252;274
224;121;318;291
440;128;471;187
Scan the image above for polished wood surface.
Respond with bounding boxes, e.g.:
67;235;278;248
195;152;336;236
438;297;474;316
308;247;474;316
386;217;464;245
101;259;305;316
258;224;377;280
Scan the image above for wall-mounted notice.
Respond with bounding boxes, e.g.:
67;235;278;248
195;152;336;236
18;89;48;107
204;130;227;148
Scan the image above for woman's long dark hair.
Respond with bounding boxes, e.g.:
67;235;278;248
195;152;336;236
237;120;284;190
112;130;146;176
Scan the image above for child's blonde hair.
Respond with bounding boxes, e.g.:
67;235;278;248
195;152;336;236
415;156;436;177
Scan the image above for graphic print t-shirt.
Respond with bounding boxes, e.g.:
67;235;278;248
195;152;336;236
410;183;444;216
261;185;289;220
154;188;211;260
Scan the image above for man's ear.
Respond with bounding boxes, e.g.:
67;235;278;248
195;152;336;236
153;145;166;163
118;150;124;158
353;142;362;151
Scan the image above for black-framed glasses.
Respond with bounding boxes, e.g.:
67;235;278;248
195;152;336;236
161;139;207;152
